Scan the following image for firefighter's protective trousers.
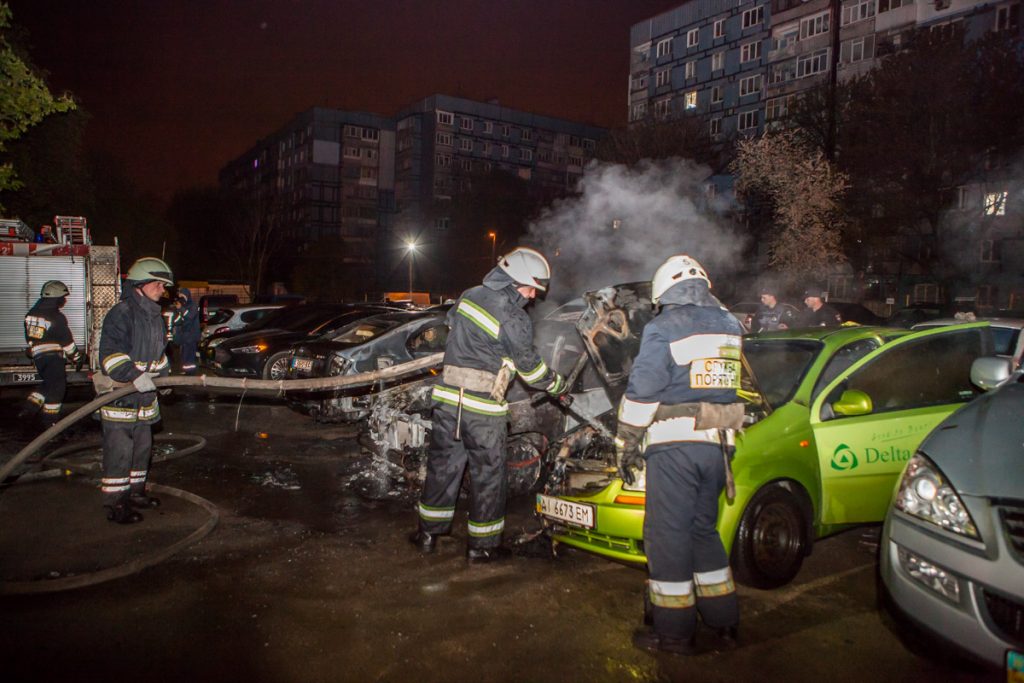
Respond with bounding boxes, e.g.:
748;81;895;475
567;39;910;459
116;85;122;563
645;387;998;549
24;297;77;423
645;441;739;639
418;407;508;549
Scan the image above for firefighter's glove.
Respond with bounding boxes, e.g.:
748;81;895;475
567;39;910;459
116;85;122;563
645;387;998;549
132;372;158;394
547;372;570;397
615;423;646;486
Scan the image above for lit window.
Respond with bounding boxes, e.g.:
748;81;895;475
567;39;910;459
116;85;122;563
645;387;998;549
684;91;697;109
984;191;1007;216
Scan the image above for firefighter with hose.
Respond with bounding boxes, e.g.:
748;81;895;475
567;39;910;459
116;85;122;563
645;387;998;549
95;257;174;524
410;247;569;563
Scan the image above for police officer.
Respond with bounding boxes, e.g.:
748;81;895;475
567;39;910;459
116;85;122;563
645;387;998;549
171;287;200;375
96;257;174;524
616;255;743;655
797;288;842;327
411;247;568;563
22;280;81;428
750;285;795;333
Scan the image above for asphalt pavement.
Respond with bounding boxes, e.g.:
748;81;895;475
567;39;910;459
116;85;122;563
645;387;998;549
0;385;999;682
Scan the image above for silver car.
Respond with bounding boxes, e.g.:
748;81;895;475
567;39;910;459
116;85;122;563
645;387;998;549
200;304;284;340
880;357;1024;674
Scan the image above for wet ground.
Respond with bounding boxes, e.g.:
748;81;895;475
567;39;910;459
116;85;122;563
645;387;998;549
0;385;998;682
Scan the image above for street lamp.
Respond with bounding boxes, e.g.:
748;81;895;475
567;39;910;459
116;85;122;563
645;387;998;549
405;239;417;298
487;231;497;263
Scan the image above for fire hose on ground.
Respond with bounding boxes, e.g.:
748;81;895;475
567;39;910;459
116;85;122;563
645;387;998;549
0;352;443;594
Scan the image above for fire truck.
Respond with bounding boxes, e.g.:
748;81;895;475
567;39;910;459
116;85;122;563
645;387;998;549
0;216;120;386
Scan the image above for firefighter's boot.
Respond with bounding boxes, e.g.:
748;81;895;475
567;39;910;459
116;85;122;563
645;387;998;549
466;545;512;565
631;628;697;656
105;498;144;524
408;529;438;554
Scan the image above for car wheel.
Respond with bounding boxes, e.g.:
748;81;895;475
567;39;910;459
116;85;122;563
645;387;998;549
263;352;291;381
731;484;808;589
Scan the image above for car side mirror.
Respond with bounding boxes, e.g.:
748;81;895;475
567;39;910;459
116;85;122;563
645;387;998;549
970;356;1012;391
832;389;873;417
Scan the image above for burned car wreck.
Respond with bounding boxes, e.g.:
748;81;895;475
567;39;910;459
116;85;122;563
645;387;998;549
305;286;652;501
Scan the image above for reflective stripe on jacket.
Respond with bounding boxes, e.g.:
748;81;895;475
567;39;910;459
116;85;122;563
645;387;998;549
24;299;77;358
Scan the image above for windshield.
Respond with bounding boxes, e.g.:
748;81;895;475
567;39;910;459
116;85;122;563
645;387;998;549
744;339;822;408
329;318;403;344
205;310;232;325
251;306;344;333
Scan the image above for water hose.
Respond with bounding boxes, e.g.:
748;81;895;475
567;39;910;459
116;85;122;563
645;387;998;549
0;352;443;483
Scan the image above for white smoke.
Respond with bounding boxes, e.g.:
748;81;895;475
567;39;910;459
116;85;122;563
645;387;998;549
524;158;746;306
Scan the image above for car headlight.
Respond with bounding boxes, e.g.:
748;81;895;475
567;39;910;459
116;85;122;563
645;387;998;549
235;344;268;354
894;453;978;540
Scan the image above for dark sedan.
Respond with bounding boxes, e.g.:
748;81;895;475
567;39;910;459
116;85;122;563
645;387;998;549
287;307;450;422
200;303;392;380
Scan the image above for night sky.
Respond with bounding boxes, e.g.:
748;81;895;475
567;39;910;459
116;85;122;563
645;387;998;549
10;0;683;202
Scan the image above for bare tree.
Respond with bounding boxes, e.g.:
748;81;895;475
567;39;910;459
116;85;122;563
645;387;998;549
222;191;290;299
596;117;722;169
731;129;849;282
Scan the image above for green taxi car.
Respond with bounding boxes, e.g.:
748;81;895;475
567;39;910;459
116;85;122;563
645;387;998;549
538;318;991;588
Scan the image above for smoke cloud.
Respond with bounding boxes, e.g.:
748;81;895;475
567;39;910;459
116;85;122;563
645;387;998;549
523;158;747;306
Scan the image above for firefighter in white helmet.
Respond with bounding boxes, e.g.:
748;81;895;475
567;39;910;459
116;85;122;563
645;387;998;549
96;257;174;523
411;246;568;563
617;254;743;654
21;280;81;429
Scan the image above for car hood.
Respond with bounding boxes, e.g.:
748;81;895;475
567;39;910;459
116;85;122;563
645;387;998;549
918;380;1024;498
222;328;305;348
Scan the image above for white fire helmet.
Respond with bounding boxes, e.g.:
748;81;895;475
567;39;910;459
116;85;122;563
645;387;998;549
41;280;70;298
651;254;710;304
497;247;551;291
126;257;174;286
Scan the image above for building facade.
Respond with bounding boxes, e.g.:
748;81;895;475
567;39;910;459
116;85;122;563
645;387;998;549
221;97;603;296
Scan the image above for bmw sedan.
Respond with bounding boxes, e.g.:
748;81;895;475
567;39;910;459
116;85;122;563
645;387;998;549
880;358;1024;674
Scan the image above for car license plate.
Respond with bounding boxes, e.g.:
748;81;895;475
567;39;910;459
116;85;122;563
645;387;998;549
1008;650;1024;683
536;494;595;529
292;358;313;372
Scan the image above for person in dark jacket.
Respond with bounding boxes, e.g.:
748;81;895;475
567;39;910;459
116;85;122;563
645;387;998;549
411;247;568;563
22;280;81;428
171;287;200;374
750;285;795;333
617;254;743;655
797;288;842;327
96;257;174;524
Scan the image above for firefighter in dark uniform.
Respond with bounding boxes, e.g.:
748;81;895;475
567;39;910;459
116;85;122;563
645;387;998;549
22;280;81;428
797;288;842;327
617;254;744;655
750;285;795;333
96;257;174;524
171;287;200;374
411;247;568;563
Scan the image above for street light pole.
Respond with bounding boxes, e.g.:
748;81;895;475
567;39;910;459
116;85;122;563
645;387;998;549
405;239;417;299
